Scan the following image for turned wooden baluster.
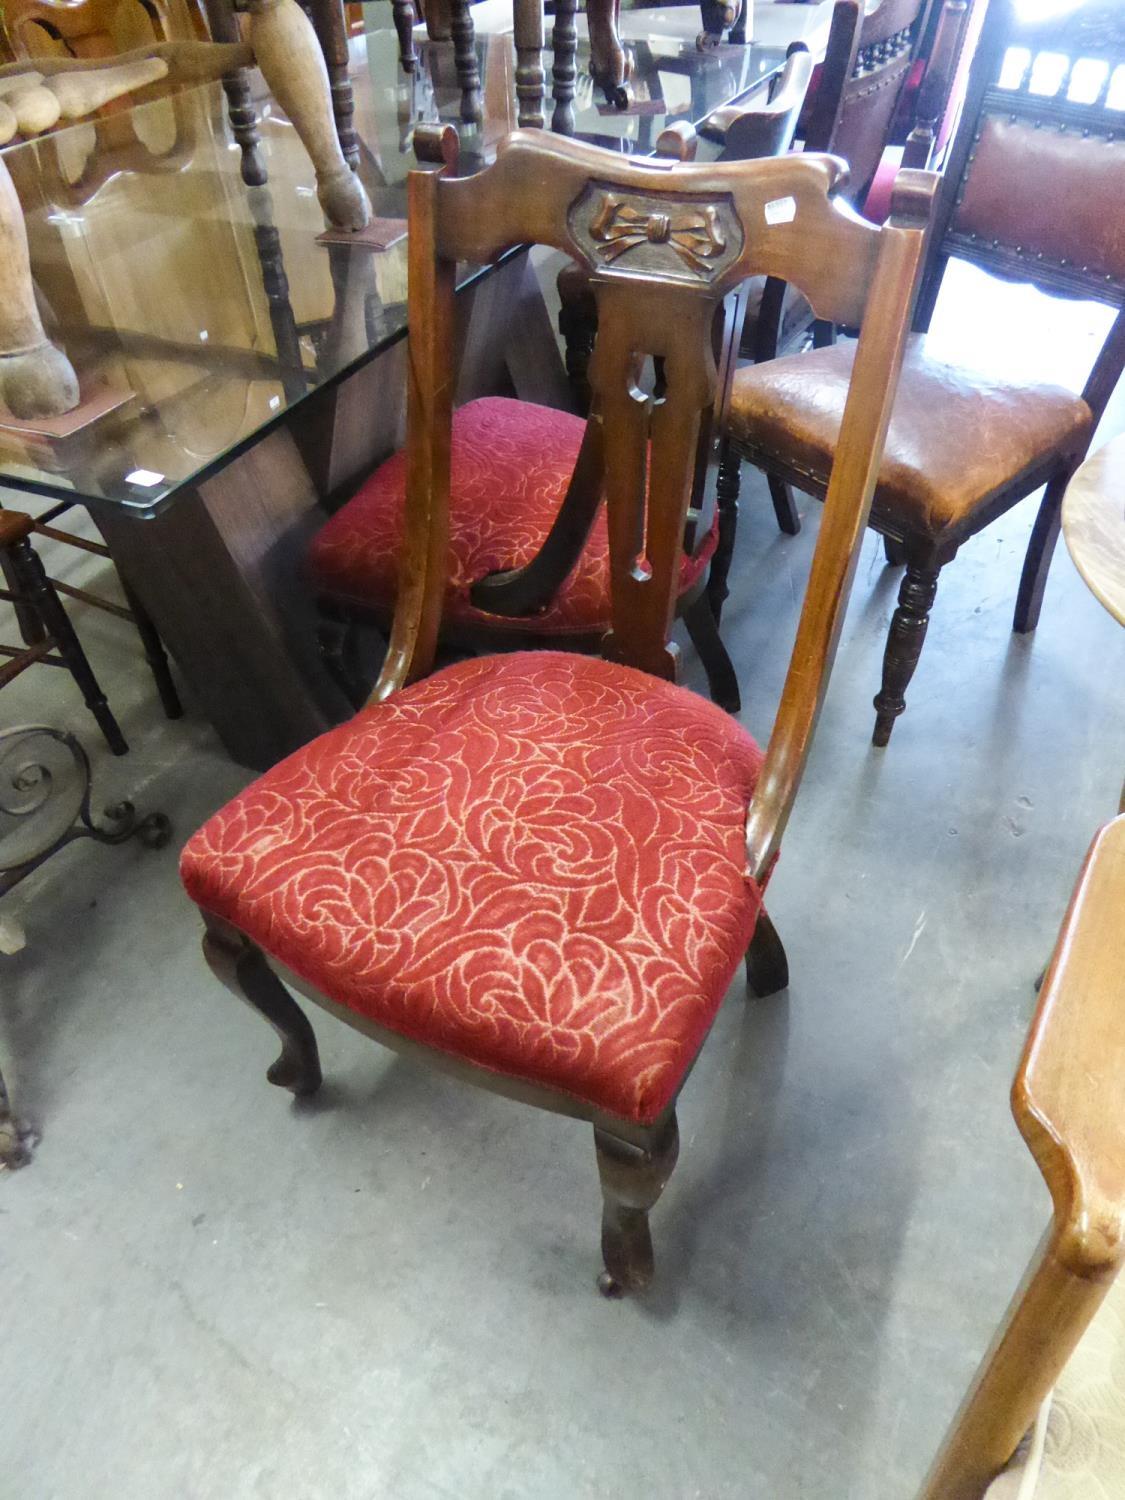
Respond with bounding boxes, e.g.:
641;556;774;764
513;0;545;130
551;0;578;134
243;0;370;229
0;155;80;420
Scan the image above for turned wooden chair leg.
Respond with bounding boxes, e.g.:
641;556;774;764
244;0;371;231
308;0;361;168
1013;470;1068;635
448;0;483;124
201;913;323;1096
203;0;268;186
317;598;366;708
513;0;545;130
551;0;578;135
587;0;628;109
0;1060;36;1170
0;157;80;422
594;1111;679;1297
745;908;788;998
391;0;418;71
558;299;596;413
872;561;941;747
119;576;183;721
682;592;740;714
9;535;128;756
0;545;43;646
768;474;801;536
709;443;741;622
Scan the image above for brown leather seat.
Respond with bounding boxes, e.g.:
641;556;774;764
727;335;1094;537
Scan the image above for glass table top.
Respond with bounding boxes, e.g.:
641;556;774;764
0;5;825;517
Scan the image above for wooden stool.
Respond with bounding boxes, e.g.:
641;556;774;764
0;510;134;755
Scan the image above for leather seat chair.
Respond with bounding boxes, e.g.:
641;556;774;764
721;0;1125;745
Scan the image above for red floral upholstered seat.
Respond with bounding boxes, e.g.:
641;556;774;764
308;397;716;635
180;652;765;1125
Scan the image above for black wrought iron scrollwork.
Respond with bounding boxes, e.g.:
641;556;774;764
0;726;172;1170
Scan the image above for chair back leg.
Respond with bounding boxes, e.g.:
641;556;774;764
918;1226;1118;1500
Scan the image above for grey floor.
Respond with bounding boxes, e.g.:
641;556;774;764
3;263;1125;1500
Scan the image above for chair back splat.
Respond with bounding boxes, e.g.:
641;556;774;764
377;124;937;880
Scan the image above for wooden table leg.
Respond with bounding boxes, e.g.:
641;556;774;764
551;0;578;134
96;427;343;771
244;0;371;230
305;0;360;167
204;0;268;185
514;0;545;130
0;155;80;422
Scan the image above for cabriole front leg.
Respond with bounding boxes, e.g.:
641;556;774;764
244;0;371;231
594;1111;679;1297
201;912;323;1095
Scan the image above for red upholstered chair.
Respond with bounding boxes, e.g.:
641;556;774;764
180;125;934;1296
721;0;1125;746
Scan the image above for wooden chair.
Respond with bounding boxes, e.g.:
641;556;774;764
919;812;1125;1500
862;0;984;225
0;509;177;753
738;0;932;375
180;123;935;1297
721;0;1125;745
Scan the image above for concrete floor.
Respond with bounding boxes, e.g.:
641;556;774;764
3;263;1125;1500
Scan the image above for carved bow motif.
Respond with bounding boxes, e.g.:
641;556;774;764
589;194;727;274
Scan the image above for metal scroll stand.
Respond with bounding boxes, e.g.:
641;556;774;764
0;725;171;1169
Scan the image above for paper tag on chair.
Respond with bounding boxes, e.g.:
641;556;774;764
764;196;797;226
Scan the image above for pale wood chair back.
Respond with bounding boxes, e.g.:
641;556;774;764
375;126;936;881
1;0;202;61
919;813;1125;1500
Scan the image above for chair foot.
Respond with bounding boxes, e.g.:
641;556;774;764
682;593;740;714
201;914;323;1097
594;1112;679;1297
745;909;788;998
768;475;801;536
1013;474;1066;635
0;1063;37;1170
872;562;940;747
558;300;596;414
